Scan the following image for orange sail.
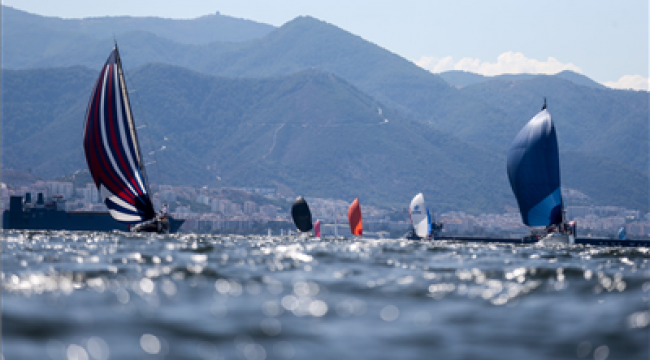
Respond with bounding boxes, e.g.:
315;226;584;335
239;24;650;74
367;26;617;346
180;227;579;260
347;198;363;236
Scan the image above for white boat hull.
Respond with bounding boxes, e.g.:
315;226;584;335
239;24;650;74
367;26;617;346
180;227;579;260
541;233;575;244
130;217;170;234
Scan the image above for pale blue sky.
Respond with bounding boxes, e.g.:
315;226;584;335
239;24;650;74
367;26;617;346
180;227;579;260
4;0;648;88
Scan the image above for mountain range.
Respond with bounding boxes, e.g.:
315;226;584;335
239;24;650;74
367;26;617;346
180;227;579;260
438;70;607;90
1;5;274;46
2;6;648;213
4;64;647;212
5;9;646;172
2;65;512;212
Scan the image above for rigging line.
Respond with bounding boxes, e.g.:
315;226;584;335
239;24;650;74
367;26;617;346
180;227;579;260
123;70;163;189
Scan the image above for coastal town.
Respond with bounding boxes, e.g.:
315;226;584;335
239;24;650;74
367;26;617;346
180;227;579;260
3;178;649;239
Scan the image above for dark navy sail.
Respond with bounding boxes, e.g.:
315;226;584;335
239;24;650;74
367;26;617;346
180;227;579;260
507;108;563;227
291;196;313;233
83;47;156;224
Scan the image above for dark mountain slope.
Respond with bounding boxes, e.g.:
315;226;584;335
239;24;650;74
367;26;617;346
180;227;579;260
561;151;648;211
456;76;648;173
2;67;99;178
6;12;644;177
3;65;647;212
3;14;463;125
195;16;457;120
2;65;513;211
129;64;513;211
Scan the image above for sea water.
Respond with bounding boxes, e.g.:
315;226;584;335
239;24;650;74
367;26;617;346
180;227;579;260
2;230;649;360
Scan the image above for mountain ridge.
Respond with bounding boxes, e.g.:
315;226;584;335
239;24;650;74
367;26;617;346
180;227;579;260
2;11;647;212
2;64;647;212
2;5;275;45
6;9;643;173
438;70;607;90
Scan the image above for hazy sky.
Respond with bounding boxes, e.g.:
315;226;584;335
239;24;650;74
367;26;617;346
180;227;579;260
5;0;648;89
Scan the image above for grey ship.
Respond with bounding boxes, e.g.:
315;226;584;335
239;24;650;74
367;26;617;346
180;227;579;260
3;193;184;232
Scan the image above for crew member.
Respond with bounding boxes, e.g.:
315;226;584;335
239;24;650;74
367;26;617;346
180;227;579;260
158;203;168;219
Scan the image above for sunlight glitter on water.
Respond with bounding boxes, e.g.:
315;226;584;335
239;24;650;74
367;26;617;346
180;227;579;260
2;230;649;359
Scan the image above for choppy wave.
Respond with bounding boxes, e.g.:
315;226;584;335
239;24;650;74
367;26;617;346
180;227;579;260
2;230;649;360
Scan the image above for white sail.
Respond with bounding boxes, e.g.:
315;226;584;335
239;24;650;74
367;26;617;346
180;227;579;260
409;193;431;238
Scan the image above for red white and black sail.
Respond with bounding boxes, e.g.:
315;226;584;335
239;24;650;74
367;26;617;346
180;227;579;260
83;47;155;224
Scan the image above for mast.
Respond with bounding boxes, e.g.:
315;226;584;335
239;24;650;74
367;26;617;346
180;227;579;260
335;218;338;237
114;43;152;195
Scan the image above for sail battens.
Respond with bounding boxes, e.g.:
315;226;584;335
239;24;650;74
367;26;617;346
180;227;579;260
84;48;155;224
507;109;563;227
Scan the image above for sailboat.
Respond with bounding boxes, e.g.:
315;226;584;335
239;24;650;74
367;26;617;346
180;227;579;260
314;219;321;238
83;44;181;234
506;99;575;244
291;196;313;234
407;193;433;240
347;198;363;236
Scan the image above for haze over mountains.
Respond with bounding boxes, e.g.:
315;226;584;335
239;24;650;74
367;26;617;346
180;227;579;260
2;6;648;213
2;5;274;46
438;70;607;90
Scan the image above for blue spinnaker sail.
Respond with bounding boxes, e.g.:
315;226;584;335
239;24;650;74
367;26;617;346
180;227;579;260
507;108;563;227
83;47;156;224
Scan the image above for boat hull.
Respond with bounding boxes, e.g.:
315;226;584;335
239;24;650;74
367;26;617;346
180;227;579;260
540;233;575;244
130;217;171;234
3;196;183;233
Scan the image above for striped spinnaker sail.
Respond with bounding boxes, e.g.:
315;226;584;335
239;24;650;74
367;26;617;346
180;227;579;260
83;47;155;224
